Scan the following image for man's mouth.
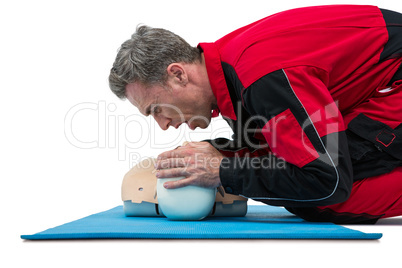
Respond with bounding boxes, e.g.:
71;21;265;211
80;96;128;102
174;122;183;129
173;121;195;130
172;121;197;130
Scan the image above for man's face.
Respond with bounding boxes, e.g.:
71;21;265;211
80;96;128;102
125;82;213;131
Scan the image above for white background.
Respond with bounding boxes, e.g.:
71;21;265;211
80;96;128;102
1;0;401;267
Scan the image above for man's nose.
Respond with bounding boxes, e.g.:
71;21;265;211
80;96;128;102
154;115;171;130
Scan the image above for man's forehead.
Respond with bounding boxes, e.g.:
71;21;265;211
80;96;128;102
125;82;149;107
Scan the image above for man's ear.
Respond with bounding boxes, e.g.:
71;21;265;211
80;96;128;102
166;63;188;85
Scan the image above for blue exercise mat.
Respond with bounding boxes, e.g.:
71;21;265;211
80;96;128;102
21;205;382;240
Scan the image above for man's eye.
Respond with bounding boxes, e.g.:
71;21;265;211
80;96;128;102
152;106;160;115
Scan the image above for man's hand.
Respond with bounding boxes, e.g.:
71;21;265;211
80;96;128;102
155;142;224;189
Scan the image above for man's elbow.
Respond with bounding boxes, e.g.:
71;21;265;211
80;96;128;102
317;172;353;206
323;185;351;206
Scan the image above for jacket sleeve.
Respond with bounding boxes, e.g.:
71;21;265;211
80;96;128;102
203;137;272;158
219;67;354;207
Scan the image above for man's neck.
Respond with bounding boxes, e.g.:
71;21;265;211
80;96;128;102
199;53;218;109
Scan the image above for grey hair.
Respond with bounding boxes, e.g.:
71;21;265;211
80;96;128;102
109;25;201;99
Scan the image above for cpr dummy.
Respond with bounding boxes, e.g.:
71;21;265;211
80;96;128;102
122;157;248;220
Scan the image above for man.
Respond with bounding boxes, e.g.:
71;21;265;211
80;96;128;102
109;5;402;224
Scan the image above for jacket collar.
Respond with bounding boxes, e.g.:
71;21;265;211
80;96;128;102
198;42;237;120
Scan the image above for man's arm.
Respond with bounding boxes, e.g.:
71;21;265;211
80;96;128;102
202;137;271;158
219;66;354;207
155;66;353;207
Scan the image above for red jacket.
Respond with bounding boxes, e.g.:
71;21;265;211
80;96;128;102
198;5;402;207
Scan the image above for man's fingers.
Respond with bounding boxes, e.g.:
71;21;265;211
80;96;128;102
155;158;187;169
156;167;189;179
157;147;193;159
157;141;212;160
182;141;190;146
162;177;193;189
186;141;210;148
157;150;178;160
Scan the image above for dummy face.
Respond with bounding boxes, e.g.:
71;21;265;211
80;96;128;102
125;61;216;130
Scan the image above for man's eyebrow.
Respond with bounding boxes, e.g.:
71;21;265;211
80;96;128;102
145;105;151;116
145;98;159;116
145;104;159;116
